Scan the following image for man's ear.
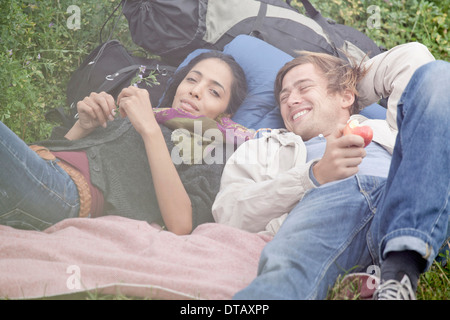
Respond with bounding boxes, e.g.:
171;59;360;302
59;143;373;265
340;89;355;111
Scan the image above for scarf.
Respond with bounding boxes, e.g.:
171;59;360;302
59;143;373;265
153;108;255;164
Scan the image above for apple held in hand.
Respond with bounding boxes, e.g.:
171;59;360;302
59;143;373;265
343;119;373;147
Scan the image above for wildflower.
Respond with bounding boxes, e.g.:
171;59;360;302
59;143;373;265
37;53;41;60
49;22;54;28
130;66;159;88
8;49;12;56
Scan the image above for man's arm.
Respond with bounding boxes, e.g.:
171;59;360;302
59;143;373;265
357;42;435;132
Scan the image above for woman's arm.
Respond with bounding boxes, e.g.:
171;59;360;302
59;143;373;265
117;86;193;235
64;119;95;140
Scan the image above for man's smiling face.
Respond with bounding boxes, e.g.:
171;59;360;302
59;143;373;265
279;63;351;141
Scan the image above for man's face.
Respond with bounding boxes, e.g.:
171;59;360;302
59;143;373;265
279;63;350;141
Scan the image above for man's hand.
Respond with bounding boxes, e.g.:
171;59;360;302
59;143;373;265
312;124;366;185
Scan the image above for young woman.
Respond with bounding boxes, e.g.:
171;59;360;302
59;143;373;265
0;51;251;235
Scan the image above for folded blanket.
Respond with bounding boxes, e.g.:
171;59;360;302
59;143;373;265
0;216;271;300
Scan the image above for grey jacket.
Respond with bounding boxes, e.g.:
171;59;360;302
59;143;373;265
41;118;224;228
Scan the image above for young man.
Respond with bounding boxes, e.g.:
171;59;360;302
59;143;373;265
212;43;450;299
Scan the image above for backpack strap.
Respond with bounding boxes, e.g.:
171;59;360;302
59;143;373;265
298;0;349;61
298;0;319;18
100;0;126;43
249;2;268;39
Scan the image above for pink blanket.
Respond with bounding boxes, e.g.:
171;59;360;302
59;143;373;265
0;216;271;300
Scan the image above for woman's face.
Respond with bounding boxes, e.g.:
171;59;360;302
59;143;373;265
172;58;233;119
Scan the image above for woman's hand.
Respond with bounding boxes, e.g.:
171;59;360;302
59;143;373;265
65;91;116;140
117;86;157;137
77;91;116;130
312;124;367;185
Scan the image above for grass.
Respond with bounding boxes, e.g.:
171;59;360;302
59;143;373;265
416;252;450;300
328;249;450;300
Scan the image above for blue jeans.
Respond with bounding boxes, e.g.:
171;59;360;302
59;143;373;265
234;60;450;299
0;122;80;230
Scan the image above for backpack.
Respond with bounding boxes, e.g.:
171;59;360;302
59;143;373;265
122;0;383;66
45;40;176;128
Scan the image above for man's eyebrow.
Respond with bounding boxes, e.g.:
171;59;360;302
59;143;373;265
280;79;314;95
189;70;226;93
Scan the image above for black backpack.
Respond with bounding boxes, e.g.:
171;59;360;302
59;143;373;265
63;40;176;125
122;0;383;66
46;40;176;128
47;0;384;128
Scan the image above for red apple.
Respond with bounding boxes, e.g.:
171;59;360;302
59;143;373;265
343;119;373;147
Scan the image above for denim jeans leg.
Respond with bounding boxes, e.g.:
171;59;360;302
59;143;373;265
234;176;384;300
0;121;80;230
369;61;450;270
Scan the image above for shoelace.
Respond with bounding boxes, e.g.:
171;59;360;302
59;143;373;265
374;275;416;300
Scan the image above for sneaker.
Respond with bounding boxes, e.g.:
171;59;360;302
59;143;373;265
373;275;416;300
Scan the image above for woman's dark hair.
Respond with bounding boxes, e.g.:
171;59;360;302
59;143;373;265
159;51;247;115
